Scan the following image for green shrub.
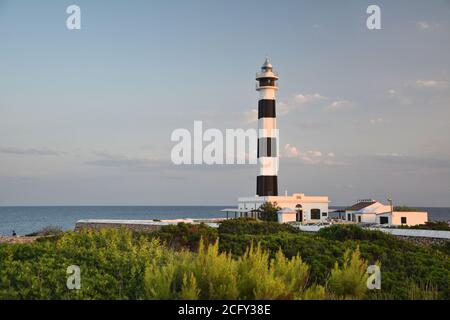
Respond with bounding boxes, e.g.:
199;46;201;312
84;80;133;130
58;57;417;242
219;218;296;235
258;202;281;222
399;221;450;231
301;284;327;300
318;225;391;241
0;228;165;299
407;281;439;300
26;225;64;237
327;248;369;300
394;206;421;212
191;240;239;299
218;224;450;300
0;226;447;300
179;272;200;300
151;222;218;251
143;240;314;300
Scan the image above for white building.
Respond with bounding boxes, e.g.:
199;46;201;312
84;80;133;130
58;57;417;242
376;211;428;227
342;199;428;226
237;193;329;224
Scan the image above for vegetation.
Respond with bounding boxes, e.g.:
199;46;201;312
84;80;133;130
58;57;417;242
1;228;367;300
0;220;448;300
394;206;421;212
397;221;450;231
26;225;64;237
215;222;449;300
218;217;296;235
258;202;281;222
150;222;218;251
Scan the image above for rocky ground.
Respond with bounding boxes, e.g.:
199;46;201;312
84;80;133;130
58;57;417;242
0;236;42;244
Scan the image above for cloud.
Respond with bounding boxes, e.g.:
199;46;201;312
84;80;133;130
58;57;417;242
384;88;413;105
372;154;450;169
0;146;62;156
325;100;354;112
277;101;293;116
283;144;300;158
242;93;326;123
294;93;326;105
417;21;431;29
369;118;384;125
86;151;161;168
243;108;258;124
305;150;322;157
416;79;449;89
278;93;355;115
416;21;440;30
282;144;337;165
347;153;450;170
278;93;326;116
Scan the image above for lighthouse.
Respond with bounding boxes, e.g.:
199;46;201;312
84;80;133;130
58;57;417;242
256;57;279;196
225;58;329;224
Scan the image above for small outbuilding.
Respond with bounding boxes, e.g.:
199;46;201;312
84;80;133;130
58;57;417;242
343;199;428;226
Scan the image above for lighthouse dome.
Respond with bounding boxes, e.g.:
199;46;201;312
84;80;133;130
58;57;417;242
262;57;273;70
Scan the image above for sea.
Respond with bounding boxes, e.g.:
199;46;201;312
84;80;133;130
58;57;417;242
0;206;449;237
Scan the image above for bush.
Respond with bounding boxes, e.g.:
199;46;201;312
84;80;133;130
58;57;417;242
0;228;164;299
26;225;64;237
218;224;450;300
327;248;369;300
150;222;218;251
0;225;448;300
146;240;320;300
399;221;450;231
394;206;421;212
318;225;391;241
218;218;297;235
258;202;281;222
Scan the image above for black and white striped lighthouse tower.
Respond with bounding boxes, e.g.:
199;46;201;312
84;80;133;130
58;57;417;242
256;58;279;196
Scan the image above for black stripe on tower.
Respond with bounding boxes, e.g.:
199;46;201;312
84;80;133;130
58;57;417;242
257;137;277;157
257;176;278;197
258;100;276;118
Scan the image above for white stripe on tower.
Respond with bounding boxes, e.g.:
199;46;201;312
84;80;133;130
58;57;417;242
256;57;279;196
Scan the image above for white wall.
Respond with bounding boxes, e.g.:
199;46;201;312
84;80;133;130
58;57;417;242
277;212;296;223
359;214;377;223
391;211;428;226
368;228;450;239
376;211;428;226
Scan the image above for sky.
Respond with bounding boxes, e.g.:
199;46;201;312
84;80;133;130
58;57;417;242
0;0;449;206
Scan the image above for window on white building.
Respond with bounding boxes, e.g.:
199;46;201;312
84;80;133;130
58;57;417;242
311;209;321;220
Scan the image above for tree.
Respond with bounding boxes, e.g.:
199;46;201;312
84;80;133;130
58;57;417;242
258;202;281;222
394;206;420;212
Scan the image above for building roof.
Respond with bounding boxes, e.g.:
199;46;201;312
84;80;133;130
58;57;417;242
346;200;377;211
262;57;272;69
357;203;391;214
221;208;257;213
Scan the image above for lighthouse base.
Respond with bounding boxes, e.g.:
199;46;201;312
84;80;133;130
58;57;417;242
257;176;278;196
